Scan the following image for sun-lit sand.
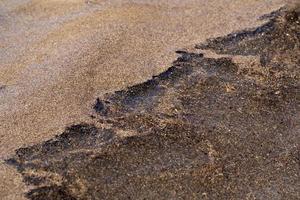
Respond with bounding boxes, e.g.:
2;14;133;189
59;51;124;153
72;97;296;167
0;0;291;199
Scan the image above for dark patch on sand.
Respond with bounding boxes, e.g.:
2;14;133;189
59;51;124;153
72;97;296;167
0;85;6;91
6;9;300;200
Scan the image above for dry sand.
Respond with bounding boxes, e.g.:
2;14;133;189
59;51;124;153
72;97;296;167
0;0;292;199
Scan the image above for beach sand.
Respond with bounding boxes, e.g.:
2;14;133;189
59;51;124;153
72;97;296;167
0;0;293;199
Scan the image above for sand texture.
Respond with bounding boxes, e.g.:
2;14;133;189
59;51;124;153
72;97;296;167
1;0;299;199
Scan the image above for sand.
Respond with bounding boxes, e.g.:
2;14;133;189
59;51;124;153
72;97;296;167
0;0;291;199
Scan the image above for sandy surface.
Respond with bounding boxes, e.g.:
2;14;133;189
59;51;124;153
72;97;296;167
0;0;290;199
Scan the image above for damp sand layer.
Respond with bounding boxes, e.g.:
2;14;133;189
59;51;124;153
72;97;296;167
6;7;300;200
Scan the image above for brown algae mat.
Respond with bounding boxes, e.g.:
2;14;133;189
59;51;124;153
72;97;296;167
6;7;300;200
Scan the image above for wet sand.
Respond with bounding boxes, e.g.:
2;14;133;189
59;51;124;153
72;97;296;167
0;0;294;199
6;6;300;199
